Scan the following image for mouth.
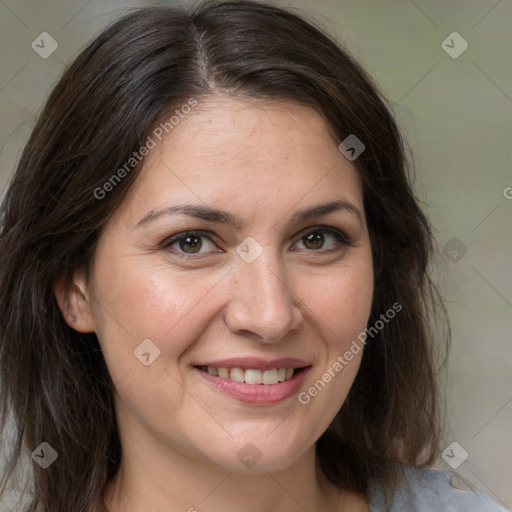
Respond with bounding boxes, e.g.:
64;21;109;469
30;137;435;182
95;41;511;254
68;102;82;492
192;360;311;405
194;365;306;385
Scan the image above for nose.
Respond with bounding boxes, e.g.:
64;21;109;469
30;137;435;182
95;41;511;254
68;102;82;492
224;252;304;343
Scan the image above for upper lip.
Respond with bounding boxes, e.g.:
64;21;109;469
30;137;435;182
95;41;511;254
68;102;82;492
194;357;311;371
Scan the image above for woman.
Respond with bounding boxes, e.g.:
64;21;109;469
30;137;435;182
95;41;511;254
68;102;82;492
0;1;507;511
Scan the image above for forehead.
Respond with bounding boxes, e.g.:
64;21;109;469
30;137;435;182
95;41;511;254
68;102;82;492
113;96;363;225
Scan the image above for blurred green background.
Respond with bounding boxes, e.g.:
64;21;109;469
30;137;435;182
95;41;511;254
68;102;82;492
0;0;510;508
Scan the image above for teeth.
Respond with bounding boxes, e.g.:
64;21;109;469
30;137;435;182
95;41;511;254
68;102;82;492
262;369;278;385
245;369;262;385
218;367;230;378
230;367;245;382
203;366;298;385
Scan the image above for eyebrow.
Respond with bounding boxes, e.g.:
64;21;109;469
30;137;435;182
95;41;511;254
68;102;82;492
136;199;362;229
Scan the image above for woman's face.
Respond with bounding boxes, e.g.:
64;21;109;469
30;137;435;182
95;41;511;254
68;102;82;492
74;96;373;472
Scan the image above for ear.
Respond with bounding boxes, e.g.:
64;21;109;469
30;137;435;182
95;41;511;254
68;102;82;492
53;267;96;333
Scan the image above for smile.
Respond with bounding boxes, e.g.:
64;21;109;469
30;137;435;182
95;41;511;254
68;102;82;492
193;363;311;405
196;365;298;385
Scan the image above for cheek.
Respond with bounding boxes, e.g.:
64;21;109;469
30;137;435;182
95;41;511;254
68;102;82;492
297;260;373;407
297;270;372;432
303;262;374;344
89;255;227;375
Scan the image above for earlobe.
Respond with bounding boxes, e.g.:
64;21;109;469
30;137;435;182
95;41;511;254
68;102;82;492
53;268;95;333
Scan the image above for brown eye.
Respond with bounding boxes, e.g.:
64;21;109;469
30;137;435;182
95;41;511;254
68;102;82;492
302;232;325;250
163;231;217;255
178;235;202;253
293;227;349;252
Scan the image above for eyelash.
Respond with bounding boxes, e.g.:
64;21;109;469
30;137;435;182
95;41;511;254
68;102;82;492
161;226;352;257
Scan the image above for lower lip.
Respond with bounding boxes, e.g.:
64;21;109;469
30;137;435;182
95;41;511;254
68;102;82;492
194;367;310;405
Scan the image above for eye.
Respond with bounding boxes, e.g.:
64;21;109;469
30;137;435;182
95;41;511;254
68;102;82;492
163;231;218;255
292;227;350;251
162;226;351;257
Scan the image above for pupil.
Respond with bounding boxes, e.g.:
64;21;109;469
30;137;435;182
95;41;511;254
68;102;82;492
180;236;202;253
304;232;324;250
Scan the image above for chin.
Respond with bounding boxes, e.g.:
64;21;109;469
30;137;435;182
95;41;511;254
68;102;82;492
200;436;311;474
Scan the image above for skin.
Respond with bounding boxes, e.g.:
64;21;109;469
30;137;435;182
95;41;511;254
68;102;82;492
55;96;374;512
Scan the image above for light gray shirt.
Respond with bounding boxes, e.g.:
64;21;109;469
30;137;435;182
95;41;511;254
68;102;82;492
368;465;509;511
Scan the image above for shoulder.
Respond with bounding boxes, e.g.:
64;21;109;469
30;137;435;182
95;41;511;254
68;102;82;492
368;464;510;512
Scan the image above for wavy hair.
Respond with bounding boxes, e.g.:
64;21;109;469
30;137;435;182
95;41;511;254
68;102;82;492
0;1;448;510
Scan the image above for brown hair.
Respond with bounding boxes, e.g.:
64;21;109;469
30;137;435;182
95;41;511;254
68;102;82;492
0;1;448;510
